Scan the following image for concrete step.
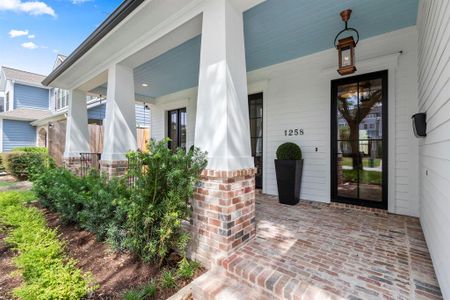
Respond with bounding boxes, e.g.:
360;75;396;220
192;269;274;300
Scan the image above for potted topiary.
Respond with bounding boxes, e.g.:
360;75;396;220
275;142;303;205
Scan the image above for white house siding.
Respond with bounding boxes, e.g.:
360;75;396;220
247;26;420;216
417;0;450;297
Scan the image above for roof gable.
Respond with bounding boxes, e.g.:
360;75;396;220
1;67;47;87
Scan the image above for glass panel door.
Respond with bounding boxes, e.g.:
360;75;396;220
249;93;263;189
167;108;187;152
331;71;387;209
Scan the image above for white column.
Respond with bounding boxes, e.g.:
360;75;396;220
194;0;253;171
64;89;90;157
102;64;137;161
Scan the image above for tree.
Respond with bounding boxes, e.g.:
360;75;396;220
337;83;381;171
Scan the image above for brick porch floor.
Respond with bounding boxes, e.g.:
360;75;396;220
216;194;442;299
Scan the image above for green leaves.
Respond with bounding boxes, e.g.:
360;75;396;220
1;151;53;181
177;257;200;280
124;139;207;263
276;142;302;160
32;138;207;268
0;191;94;300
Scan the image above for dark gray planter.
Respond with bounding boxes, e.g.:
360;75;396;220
274;159;303;205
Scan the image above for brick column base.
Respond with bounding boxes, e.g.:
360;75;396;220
189;168;257;267
99;160;128;177
63;157;82;176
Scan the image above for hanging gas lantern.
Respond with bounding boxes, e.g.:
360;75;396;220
334;9;359;76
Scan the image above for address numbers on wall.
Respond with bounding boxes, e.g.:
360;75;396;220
284;129;304;136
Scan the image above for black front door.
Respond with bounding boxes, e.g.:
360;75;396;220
331;70;388;209
249;93;263;189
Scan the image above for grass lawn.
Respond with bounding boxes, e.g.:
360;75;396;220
342;157;382;168
0;181;14;187
343;169;382;185
0;191;95;300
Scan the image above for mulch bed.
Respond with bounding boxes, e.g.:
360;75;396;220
39;205;203;299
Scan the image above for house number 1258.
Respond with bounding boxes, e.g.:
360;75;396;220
284;129;304;136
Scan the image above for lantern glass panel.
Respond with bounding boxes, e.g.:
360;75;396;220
341;47;352;67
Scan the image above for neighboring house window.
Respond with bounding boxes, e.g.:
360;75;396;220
55;89;69;110
5;92;10;111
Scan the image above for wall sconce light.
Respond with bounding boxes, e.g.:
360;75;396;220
412;113;427;137
334;9;359;76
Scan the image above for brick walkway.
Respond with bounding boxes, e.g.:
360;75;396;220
218;194;442;299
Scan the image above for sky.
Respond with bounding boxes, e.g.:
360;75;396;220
0;0;122;75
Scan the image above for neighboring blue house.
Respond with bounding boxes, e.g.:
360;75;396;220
0;66;52;152
0;55;150;154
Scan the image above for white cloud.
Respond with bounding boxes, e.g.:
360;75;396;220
72;0;91;4
8;29;29;37
21;41;38;49
0;0;56;17
27;34;34;38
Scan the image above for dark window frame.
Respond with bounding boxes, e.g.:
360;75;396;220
167;107;187;151
330;70;388;209
248;92;263;189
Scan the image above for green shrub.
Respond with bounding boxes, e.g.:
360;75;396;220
177;257;200;280
32;167;86;223
123;280;157;300
12;146;48;153
0;191;94;300
78;173;130;240
0;155;4;173
124;139;207;264
2;150;53;181
276;142;302;160
123;289;145;300
32;138;207;266
33;168;129;236
160;270;176;289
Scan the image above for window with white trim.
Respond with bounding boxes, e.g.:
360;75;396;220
5;92;10;111
55;88;69;110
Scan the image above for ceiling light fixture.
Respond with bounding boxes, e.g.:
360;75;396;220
142;83;149;87
334;9;359;76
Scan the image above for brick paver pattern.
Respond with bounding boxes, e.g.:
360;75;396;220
220;194;442;299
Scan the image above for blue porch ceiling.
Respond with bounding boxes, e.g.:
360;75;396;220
244;0;418;71
104;0;419;98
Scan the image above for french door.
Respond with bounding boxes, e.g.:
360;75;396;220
167;108;187;151
249;93;263;189
331;70;388;209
